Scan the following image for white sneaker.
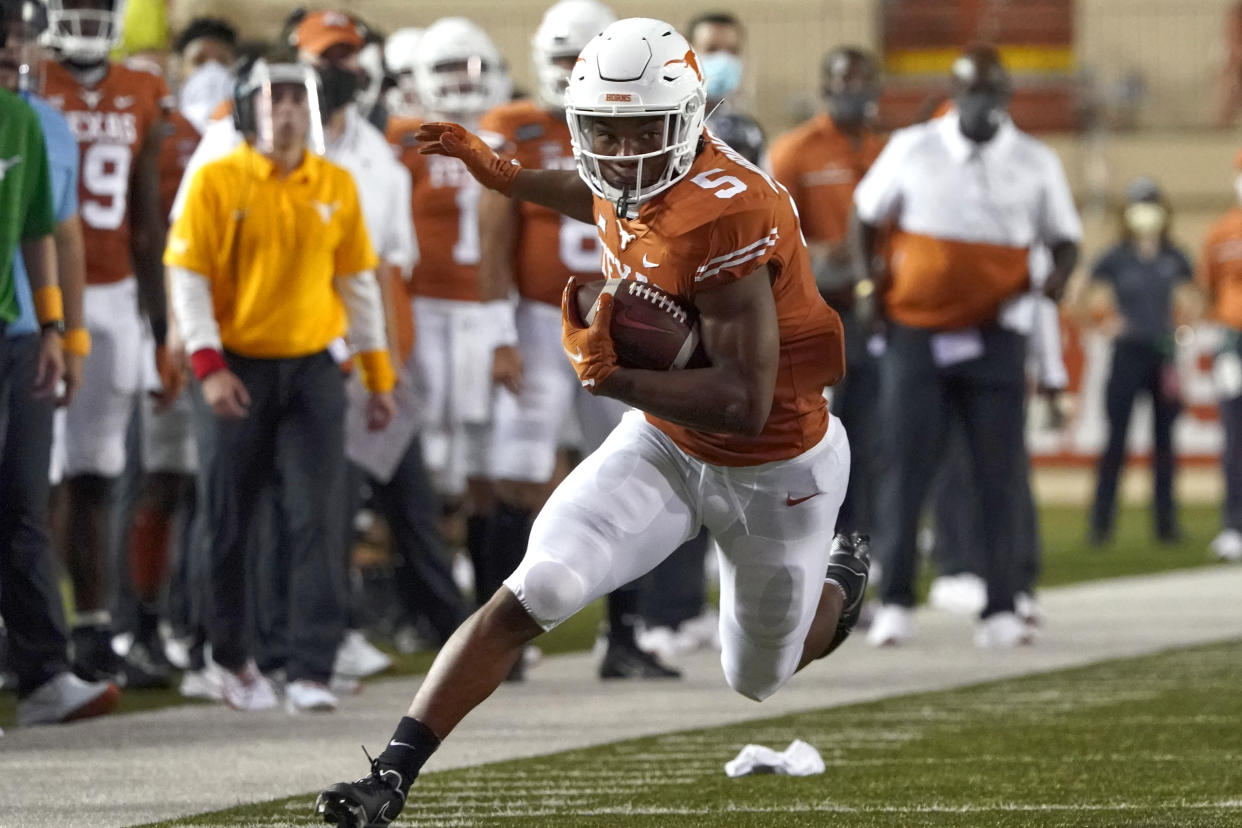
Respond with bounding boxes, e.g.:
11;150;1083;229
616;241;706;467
866;605;914;647
332;630;392;678
928;573;987;615
16;672;119;726
1015;592;1045;627
221;661;278;711
1210;529;1242;562
975;611;1035;648
636;626;683;662
179;660;227;702
285;679;339;713
679;609;722;652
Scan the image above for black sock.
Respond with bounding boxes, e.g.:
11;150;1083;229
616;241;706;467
607;586;640;648
465;514;493;607
488;502;533;586
376;716;441;792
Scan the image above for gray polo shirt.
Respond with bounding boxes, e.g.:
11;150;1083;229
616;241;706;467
1091;241;1192;344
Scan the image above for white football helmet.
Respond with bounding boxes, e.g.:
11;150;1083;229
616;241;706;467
384;27;423;117
532;0;615;110
565;17;706;216
413;17;509;119
44;0;126;65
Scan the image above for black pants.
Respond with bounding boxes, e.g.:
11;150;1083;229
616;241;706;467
368;438;468;644
0;334;72;695
639;527;710;630
207;351;347;683
1090;338;1180;538
1219;334;1242;532
873;323;1027;617
831;308;882;535
931;413;1040;594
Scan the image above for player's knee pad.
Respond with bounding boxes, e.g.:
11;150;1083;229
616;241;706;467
719;636;797;702
511;559;587;629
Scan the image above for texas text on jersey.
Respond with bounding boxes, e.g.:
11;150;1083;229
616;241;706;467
480;99;600;306
43;59;170;285
388;115;484;302
594;133;846;466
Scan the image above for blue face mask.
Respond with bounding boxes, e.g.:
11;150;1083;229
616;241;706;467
700;51;743;101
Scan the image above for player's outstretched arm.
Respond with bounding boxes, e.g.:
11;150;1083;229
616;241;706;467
596;266;780;435
416;122;594;224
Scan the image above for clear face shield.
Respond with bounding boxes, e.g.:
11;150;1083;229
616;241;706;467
567;109;697;218
248;62;326;157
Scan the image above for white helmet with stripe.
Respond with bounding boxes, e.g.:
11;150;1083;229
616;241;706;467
564;17;706;217
531;0;615;110
413;17;509;119
44;0;127;64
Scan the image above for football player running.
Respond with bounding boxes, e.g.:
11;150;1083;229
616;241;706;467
385;17;511;607
316;18;868;828
40;0;175;688
476;0;680;681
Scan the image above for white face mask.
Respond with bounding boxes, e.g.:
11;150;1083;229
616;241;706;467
178;60;234;134
1124;202;1167;239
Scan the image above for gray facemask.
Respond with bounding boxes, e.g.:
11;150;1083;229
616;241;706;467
827;91;876;128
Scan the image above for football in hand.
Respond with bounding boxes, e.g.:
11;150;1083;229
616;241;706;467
571;278;709;371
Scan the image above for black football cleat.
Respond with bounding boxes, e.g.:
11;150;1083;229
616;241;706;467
316;755;407;828
825;533;872;650
599;641;681;680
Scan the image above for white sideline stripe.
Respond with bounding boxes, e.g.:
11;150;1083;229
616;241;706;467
695;229;779;272
694;245;775;283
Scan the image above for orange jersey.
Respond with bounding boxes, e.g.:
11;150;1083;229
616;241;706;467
480;100;600;306
768;114;886;246
156;111;200;221
1200;207;1242;330
388;116;483;302
43;60;170;285
594;135;845;467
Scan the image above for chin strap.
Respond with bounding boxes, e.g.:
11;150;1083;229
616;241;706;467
617;184;632;221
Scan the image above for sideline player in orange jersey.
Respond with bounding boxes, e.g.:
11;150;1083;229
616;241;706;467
40;0;175;687
385;16;512;604
768;46;886;539
318;18;870;827
476;0;681;681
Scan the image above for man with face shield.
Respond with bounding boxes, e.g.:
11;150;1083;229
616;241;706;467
1084;178;1195;547
165;55;396;714
686;11;764;165
1200;154;1242;563
318;18;867;826
852;45;1081;649
769;46;886;541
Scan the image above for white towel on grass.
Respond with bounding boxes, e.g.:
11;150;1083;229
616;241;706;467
724;739;825;778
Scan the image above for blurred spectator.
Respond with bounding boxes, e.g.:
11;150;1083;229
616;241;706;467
0;8;118;727
384;28;423;119
166;54;395;713
768;45;885;538
1197;158;1242;562
853;45;1080;648
1083;178;1194;545
686;11;764;164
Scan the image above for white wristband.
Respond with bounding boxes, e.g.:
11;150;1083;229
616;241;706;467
484;299;519;347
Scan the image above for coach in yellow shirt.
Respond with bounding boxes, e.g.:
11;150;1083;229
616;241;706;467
166;57;394;713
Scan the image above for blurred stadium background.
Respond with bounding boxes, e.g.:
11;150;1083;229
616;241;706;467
124;0;1235;503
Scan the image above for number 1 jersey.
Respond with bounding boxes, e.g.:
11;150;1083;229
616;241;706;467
43;60;170;285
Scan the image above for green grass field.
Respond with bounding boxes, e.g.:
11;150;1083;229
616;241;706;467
0;502;1223;729
142;639;1242;827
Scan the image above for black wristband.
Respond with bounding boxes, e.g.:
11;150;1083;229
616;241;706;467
150;317;168;345
41;319;66;336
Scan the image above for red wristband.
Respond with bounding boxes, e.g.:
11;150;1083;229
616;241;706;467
190;348;227;380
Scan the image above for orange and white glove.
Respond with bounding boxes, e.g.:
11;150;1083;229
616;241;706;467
415;122;520;195
561;276;619;393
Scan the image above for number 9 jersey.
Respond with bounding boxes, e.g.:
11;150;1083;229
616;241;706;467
42;60;171;285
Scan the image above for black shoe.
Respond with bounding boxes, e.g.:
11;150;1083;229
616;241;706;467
316;756;407;828
825;533;871;650
71;625;117;684
117;643;175;690
599;641;681;680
